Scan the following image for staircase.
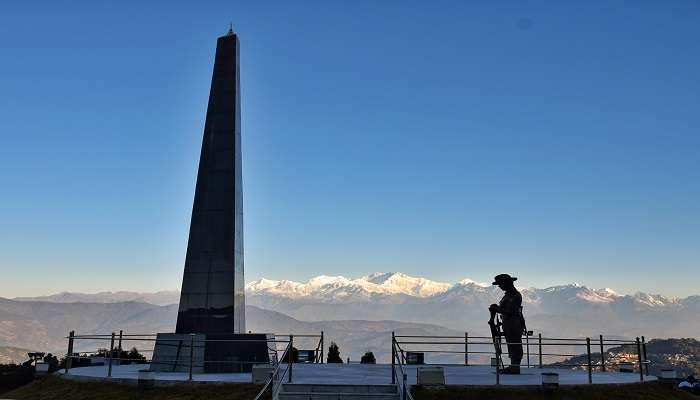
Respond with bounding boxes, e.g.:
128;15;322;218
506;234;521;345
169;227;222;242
278;384;400;400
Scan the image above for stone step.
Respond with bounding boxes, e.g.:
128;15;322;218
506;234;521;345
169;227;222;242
281;384;398;394
278;393;399;400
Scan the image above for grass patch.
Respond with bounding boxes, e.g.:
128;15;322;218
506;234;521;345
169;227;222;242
6;376;693;400
412;381;695;400
5;375;270;400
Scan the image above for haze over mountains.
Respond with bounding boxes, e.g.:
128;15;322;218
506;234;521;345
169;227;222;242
5;272;698;362
14;291;180;307
0;298;457;363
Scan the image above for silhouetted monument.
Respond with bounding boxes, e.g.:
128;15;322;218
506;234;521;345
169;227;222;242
489;273;525;375
150;29;269;373
175;28;245;336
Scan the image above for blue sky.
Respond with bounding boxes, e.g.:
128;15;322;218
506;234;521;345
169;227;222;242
0;1;698;298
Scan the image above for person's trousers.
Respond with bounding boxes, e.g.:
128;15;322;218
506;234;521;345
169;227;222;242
503;319;523;366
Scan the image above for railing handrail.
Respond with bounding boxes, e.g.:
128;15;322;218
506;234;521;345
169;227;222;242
392;336;415;400
391;332;650;384
64;329;323;381
254;340;292;400
67;336;293;344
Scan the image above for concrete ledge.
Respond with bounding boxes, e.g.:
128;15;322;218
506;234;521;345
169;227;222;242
59;363;657;387
58;370;251;387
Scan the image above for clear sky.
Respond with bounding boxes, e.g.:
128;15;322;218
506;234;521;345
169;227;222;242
0;1;698;298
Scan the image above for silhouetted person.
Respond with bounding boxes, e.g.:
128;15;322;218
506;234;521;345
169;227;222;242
489;274;525;374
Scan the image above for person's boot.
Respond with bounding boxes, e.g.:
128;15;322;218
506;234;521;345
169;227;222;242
499;365;520;375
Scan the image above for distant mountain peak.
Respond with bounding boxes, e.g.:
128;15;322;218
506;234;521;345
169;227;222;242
246;272;452;299
14;272;693;313
244;272;692;312
364;271;403;284
457;278;489;288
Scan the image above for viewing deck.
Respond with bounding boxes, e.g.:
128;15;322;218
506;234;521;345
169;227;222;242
59;363;656;386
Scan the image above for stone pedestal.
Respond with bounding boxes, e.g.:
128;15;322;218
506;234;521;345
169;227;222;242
150;333;206;373
150;333;271;373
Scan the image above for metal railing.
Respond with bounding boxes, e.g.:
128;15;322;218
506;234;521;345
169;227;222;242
273;333;325;364
392;333;416;400
254;339;293;400
392;332;651;385
63;330;324;381
253;333;325;400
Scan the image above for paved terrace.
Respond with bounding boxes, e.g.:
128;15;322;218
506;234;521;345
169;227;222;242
59;363;656;386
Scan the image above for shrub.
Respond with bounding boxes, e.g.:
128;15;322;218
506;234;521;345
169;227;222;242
327;342;343;363
360;351;376;364
43;353;59;372
89;347;147;365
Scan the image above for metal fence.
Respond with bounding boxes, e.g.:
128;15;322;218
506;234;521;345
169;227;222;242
391;336;415;400
62;329;658;392
254;339;293;400
392;332;651;385
63;330;324;381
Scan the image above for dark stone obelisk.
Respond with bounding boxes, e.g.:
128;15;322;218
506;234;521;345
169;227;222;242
175;29;245;336
151;30;269;374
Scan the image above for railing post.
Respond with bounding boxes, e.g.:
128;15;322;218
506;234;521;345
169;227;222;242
464;332;468;366
599;334;606;372
495;358;500;385
586;337;592;384
108;332;115;377
538;333;543;369
391;332;396;384
288;335;293;383
525;332;530;368
65;330;75;374
641;336;649;376
402;373;407;400
636;337;644;382
117;330;123;366
321;331;324;364
188;333;194;381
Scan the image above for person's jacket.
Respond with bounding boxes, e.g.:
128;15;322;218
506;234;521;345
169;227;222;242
498;289;526;334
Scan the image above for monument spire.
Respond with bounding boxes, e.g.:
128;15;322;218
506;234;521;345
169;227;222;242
152;30;269;374
175;29;244;335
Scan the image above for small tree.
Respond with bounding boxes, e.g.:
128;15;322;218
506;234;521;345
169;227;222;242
89;347;146;364
43;353;60;372
327;342;343;363
125;347;147;364
360;351;376;364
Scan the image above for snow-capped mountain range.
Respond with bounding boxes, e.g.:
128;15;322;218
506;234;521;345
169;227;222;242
12;272;699;340
245;272;458;299
244;272;700;339
244;271;675;306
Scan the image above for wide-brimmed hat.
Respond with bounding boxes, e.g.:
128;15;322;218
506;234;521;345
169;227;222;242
492;274;518;285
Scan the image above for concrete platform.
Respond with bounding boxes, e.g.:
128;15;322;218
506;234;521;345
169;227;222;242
59;363;656;386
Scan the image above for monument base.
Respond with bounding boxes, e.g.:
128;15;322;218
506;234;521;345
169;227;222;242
150;333;272;373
